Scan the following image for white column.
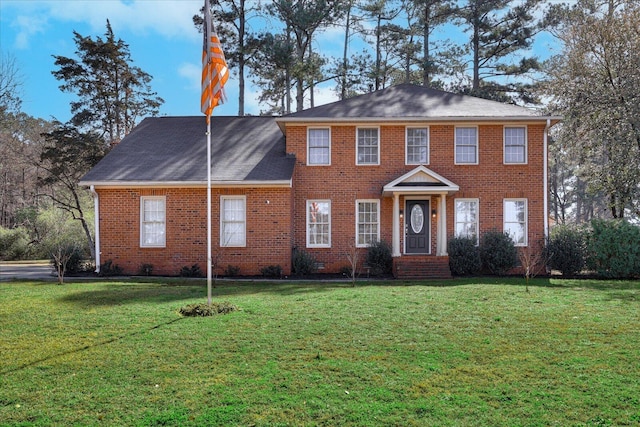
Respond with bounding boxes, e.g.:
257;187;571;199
392;193;401;257
438;194;447;256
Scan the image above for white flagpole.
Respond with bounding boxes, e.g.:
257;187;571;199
207;120;212;306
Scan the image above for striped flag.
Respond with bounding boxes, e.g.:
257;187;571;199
201;0;229;122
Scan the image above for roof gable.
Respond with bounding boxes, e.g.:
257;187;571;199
383;165;459;195
277;83;559;124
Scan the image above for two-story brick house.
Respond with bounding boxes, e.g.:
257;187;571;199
80;84;559;278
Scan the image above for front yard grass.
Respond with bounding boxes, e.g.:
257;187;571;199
1;277;639;426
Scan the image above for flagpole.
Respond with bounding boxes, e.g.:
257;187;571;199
207;120;212;306
201;0;227;307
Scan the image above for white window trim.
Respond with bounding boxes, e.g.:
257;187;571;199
503;198;528;247
405;126;430;165
220;195;246;247
454;126;479;165
454;198;479;245
140;196;166;248
503;125;528;164
356;126;380;166
355;199;380;248
306;200;331;248
307;127;331;166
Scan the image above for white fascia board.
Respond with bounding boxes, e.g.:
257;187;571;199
80;180;293;189
276;116;562;126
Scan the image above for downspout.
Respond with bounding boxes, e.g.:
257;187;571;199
543;119;550;240
90;185;101;274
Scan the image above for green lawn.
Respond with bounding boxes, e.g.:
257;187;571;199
1;278;639;426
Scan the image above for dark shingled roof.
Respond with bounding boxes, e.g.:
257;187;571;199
278;83;555;122
80;116;294;186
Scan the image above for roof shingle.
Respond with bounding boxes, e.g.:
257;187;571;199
80;116;294;185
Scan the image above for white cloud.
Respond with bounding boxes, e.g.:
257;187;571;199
178;61;201;92
7;0;203;49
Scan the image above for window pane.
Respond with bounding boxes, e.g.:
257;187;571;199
141;197;166;247
407;128;428;164
357;128;378;164
504;200;526;245
455;127;477;163
357;201;379;246
505;127;526;163
309;129;330;165
505;223;525;245
308;201;330;247
222;197;246;247
455;200;478;243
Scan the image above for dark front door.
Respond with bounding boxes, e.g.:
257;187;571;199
406;200;430;254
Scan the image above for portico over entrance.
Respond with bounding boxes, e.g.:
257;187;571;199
383;166;459;258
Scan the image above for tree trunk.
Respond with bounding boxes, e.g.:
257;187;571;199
423;4;430;86
375;14;382;91
238;0;246;116
341;2;351;100
472;14;480;90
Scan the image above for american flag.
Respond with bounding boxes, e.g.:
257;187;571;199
201;0;229;122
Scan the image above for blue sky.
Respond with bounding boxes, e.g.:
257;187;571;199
1;0;563;123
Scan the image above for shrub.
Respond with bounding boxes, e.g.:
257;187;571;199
339;265;353;277
100;259;123;277
260;265;282;278
292;248;317;276
480;231;517;276
50;244;86;274
224;264;240;277
139;263;154;276
586;219;640;279
366;240;393;276
180;264;203;278
179;302;238;317
546;225;586;276
0;226;31;260
448;236;481;276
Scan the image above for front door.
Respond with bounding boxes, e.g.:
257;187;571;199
405;200;430;254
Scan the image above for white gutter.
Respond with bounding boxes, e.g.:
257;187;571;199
543;119;550;240
79;179;293;189
90;185;101;274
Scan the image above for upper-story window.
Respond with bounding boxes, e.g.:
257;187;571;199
140;196;166;248
406;127;429;164
455;126;478;164
308;128;330;165
356;127;379;165
504;126;527;164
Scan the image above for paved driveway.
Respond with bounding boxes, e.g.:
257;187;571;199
0;263;56;281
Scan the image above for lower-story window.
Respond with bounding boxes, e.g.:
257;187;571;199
221;196;246;247
140;196;166;247
307;200;330;247
455;198;479;244
504;199;527;246
356;200;379;247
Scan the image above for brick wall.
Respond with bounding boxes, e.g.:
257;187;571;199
285;122;547;272
96;121;547;277
96;187;292;276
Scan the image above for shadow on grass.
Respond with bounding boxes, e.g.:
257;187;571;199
57;276;640;307
58;280;355;307
1;316;185;375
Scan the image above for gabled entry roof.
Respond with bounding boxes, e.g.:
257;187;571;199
383;166;459;196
